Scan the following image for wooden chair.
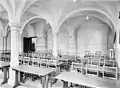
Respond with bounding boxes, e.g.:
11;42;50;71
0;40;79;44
70;61;87;88
40;58;48;68
31;57;40;81
86;54;99;77
103;65;118;80
71;62;84;74
32;57;40;67
19;53;24;65
102;59;118;80
104;59;117;67
48;59;59;87
59;53;69;71
95;51;101;56
84;51;90;57
23;56;30;65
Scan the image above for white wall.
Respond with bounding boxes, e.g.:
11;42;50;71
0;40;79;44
47;28;53;50
19;17;114;54
76;18;113;55
58;17;114;55
58;24;69;52
22;25;36;37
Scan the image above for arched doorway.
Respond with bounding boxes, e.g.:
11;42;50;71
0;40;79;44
21;18;52;53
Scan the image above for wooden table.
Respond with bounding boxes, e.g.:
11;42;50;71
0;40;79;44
12;65;55;88
0;61;10;84
55;71;117;88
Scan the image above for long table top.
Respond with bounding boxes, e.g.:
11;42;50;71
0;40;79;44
12;65;55;76
0;61;10;68
55;71;117;88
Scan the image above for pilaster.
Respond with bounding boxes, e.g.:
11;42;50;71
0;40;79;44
3;36;7;51
66;26;76;53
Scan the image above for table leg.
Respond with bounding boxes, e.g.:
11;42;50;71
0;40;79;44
45;75;49;88
41;76;46;88
13;70;20;88
63;81;68;88
20;72;25;83
1;67;8;84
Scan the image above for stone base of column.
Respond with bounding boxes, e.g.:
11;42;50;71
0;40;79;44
8;68;16;86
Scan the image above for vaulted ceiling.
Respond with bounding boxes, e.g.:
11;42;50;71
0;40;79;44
0;0;119;33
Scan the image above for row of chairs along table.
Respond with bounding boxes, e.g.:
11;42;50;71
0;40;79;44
0;50;119;88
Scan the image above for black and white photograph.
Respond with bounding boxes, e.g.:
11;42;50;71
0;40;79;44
0;0;119;88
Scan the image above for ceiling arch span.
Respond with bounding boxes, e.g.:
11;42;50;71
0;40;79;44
20;16;54;35
58;8;115;34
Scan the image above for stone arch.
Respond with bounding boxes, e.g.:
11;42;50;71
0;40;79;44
58;8;115;33
20;16;53;52
20;16;54;35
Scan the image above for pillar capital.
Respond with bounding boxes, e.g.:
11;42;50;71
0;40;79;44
9;22;20;31
3;36;7;38
9;22;20;27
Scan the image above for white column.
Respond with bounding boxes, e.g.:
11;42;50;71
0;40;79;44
8;23;19;86
115;20;120;68
68;29;76;53
3;36;7;50
19;34;23;52
53;33;58;56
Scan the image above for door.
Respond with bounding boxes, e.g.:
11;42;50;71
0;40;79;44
23;37;32;53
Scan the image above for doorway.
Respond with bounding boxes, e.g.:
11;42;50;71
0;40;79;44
23;37;35;53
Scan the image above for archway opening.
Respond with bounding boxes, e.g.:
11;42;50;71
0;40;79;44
22;18;52;53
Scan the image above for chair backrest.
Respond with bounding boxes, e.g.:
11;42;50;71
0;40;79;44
32;57;40;67
23;56;30;65
48;59;58;69
85;51;90;56
40;59;48;68
95;51;101;56
59;52;69;62
71;62;84;74
103;65;118;80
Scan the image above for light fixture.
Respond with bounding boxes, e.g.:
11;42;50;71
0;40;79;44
86;15;89;20
73;0;77;2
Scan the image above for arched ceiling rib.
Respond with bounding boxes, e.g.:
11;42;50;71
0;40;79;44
58;1;114;26
0;0;13;18
61;11;114;32
0;0;118;33
20;11;37;26
20;16;54;35
17;0;38;19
